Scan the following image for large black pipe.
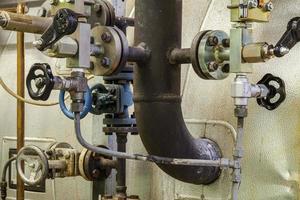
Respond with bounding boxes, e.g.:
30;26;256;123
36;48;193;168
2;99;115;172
134;0;222;184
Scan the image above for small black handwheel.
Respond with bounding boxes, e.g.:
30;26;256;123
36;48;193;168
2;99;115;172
26;63;54;101
257;73;286;110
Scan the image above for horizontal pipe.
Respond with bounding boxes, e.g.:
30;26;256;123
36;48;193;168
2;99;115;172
185;119;237;142
0;11;51;34
74;113;234;168
115;17;135;27
169;48;192;64
127;46;151;63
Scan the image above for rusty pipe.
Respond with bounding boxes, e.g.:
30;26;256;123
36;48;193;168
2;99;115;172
0;11;51;34
169;48;192;64
16;4;25;200
134;0;222;185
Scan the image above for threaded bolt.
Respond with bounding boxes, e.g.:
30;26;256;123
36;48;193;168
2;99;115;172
208;62;219;72
101;57;111;67
264;2;274;11
101;32;112;43
207;36;219;46
248;0;258;9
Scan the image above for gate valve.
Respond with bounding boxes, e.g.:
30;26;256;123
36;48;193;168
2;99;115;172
26;63;54;101
257;74;286;110
273;17;300;57
34;8;83;51
16;146;49;186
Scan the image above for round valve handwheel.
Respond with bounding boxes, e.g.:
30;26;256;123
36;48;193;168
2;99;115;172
26;63;54;101
16;146;49;186
257;73;286;110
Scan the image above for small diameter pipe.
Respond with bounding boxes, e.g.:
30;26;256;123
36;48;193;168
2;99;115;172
1;157;16;200
231;116;245;200
0;11;52;34
184;119;237;142
74;113;234;168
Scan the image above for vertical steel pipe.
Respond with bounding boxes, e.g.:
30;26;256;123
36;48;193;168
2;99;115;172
134;0;222;184
116;134;127;197
16;3;25;200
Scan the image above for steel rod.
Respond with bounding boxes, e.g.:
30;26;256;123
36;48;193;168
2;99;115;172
16;4;25;200
116;134;127;197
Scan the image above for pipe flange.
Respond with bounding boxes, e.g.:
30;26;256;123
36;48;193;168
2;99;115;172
191;30;230;80
90;26;128;76
79;146;113;181
90;0;116;27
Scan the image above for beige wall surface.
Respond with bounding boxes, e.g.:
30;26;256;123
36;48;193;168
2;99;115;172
0;0;300;199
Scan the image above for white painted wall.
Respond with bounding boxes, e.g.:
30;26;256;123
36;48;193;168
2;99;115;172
1;0;299;199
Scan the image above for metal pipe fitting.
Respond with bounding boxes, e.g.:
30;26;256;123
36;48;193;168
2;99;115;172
127;44;151;63
134;0;222;185
231;75;269;106
0;11;52;34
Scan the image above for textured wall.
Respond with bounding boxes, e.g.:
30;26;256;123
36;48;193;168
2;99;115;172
0;7;94;200
1;0;300;200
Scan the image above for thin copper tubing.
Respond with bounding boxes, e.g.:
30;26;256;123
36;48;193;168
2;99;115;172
16;3;25;200
0;8;17;13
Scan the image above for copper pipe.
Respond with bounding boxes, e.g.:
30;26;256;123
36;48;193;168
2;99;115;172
16;4;25;200
0;8;17;13
0;11;51;34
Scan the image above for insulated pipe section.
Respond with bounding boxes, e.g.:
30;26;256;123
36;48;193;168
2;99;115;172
134;0;222;184
0;11;52;34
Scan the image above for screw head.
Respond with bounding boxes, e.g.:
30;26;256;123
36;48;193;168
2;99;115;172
101;32;112;43
248;0;258;9
207;36;219;46
94;4;102;12
208;62;219;72
222;38;230;48
101;57;111;67
49;0;58;5
279;47;290;56
92;169;100;178
264;2;274;11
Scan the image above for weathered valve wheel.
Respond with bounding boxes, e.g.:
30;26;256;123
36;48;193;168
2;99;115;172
191;30;230;80
26;63;54;101
16;146;49;186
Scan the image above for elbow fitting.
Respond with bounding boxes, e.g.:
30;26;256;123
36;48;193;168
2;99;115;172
134;0;222;184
